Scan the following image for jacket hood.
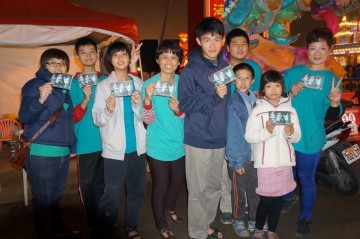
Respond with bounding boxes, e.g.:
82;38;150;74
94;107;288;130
35;67;53;83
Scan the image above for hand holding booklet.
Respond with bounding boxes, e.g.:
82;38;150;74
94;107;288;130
208;66;236;87
50;73;73;90
153;80;175;97
269;111;291;125
110;81;134;97
78;72;98;88
301;73;324;90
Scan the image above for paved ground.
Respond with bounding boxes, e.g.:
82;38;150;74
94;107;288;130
1;143;360;239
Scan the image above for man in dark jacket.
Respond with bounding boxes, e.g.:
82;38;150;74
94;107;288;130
178;17;229;239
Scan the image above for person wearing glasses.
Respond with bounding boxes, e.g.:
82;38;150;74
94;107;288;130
18;48;80;239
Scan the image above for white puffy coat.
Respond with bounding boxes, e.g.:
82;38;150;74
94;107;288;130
245;97;301;168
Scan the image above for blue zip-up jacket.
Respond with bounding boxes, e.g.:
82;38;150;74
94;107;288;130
226;90;255;170
178;48;230;149
18;68;76;153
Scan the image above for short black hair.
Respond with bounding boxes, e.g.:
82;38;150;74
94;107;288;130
225;28;249;46
259;70;284;98
195;17;224;38
155;40;183;63
306;27;334;48
75;37;98;55
233;63;254;79
104;41;131;73
40;48;70;72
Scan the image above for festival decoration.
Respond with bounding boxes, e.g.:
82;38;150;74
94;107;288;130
222;0;360;45
178;32;188;68
223;0;312;45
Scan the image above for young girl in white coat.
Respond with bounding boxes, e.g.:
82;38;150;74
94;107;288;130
245;70;301;239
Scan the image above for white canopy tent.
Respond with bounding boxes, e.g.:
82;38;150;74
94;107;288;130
0;0;138;115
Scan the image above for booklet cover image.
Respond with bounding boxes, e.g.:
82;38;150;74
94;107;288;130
269;111;291;125
153;80;175;97
51;73;73;90
301;73;324;90
78;72;98;88
110;81;134;97
208;65;236;87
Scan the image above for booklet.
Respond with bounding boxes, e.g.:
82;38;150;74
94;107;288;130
50;73;73;90
208;65;236;87
269;111;291;125
110;81;134;97
153;80;175;97
78;72;98;88
301;73;324;90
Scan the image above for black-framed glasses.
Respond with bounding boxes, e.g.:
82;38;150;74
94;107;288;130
46;62;67;68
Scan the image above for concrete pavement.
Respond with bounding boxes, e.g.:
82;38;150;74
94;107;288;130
1;143;360;239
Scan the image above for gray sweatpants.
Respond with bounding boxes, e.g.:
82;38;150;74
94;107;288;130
220;159;232;213
185;144;225;239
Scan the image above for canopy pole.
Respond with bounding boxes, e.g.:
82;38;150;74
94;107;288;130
159;0;172;44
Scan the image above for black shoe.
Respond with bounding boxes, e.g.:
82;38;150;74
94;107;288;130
281;194;298;213
296;219;311;237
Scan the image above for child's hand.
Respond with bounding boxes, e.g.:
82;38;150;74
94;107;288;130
39;82;53;104
235;168;245;175
144;83;155;105
131;90;141;105
284;123;294;137
215;84;227;99
129;43;142;72
82;84;92;103
290;81;304;97
266;120;275;134
106;96;116;113
169;96;180;114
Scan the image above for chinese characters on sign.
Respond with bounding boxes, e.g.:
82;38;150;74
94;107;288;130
205;0;225;21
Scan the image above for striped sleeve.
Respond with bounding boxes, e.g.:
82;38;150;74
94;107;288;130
142;103;155;124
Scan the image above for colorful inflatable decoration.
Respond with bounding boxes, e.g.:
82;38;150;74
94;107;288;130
247;34;295;72
223;0;312;45
311;0;360;34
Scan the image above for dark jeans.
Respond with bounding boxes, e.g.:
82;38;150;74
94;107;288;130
229;161;259;221
255;195;283;233
26;154;70;239
282;151;321;220
149;156;186;230
77;151;104;227
95;152;146;238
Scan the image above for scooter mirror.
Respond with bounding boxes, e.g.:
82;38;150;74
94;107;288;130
341;99;354;109
350;88;360;101
354;89;360;98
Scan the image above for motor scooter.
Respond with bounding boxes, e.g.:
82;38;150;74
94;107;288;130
316;97;360;196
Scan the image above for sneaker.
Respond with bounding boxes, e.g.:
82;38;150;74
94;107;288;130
281;194;298;213
220;212;233;224
296;219;311;237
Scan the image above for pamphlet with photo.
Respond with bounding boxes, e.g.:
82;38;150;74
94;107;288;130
269;111;291;125
110;81;134;97
301;74;324;90
208;66;236;87
50;73;73;90
153;80;175;97
78;72;98;88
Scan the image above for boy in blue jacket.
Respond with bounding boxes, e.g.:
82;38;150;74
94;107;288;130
178;17;229;239
226;63;259;237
